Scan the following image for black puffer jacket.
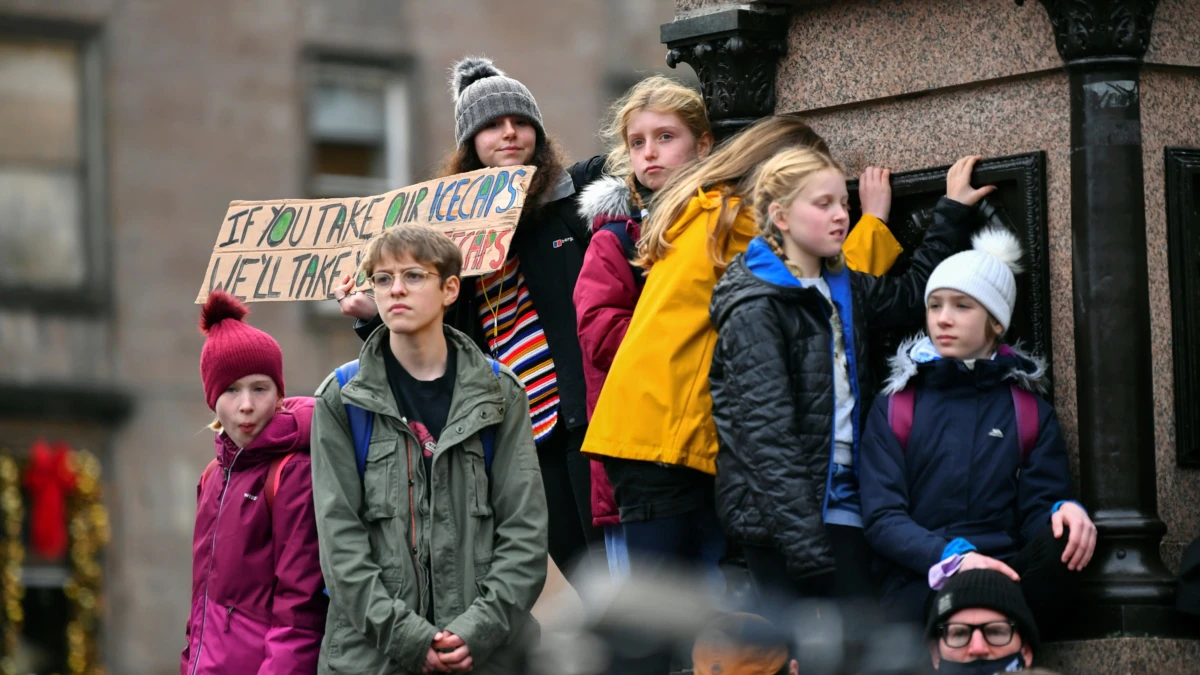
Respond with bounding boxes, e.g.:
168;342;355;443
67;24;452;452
708;197;972;579
357;156;606;430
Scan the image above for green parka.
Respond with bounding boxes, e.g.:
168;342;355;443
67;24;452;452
312;325;548;674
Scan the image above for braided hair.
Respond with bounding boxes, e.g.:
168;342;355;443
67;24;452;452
752;147;847;277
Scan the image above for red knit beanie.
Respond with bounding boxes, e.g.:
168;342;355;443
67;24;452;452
198;291;285;410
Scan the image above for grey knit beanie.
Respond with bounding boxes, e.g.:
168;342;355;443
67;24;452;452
450;56;544;148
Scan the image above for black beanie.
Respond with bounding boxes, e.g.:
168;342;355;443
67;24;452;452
925;570;1040;654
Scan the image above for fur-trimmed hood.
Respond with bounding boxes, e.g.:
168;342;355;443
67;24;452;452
577;175;636;231
881;334;1049;396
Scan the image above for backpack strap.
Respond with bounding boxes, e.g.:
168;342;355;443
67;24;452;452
889;383;1040;462
888;387;916;452
199;458;221;491
334;360;375;480
482;358;501;476
263;452;296;513
330;357;500;482
599;221;646;288
1011;386;1040;462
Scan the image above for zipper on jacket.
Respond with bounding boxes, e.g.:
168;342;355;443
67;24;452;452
399;420;430;619
817;301;837;520
224;606;233;633
189;448;243;675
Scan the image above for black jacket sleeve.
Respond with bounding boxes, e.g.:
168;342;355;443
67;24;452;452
710;301;833;577
353;315;383;343
856;197;974;328
568;155;607;191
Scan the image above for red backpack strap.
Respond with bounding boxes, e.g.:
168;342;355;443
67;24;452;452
264;453;296;514
1011;386;1040;462
199;458;221;491
888;387;916;452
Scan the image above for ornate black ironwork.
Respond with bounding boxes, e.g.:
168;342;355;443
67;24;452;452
661;8;788;140
847;153;1052;394
1025;0;1159;64
1165;148;1200;469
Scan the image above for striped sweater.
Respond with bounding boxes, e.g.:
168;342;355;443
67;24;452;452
476;256;559;443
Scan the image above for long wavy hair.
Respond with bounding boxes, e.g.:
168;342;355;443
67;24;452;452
600;75;711;213
639;115;831;270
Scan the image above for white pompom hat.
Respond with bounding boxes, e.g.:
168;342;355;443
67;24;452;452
924;227;1024;330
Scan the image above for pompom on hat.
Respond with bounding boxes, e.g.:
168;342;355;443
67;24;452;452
924;227;1024;330
449;56;544;148
198;291;284;410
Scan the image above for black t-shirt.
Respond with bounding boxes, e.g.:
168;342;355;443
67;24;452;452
382;340;457;486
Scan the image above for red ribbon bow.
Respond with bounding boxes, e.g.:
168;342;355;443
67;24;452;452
22;439;77;562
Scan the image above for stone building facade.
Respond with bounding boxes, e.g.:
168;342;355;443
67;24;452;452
661;0;1200;670
0;0;674;672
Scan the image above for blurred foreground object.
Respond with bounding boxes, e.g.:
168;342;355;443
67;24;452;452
528;558;936;675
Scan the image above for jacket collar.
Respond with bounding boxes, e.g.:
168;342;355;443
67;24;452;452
744;236;849;288
578;175;635;229
745;237;800;287
543;168;575;204
340;324;507;443
215;396;314;468
882;334;1049;395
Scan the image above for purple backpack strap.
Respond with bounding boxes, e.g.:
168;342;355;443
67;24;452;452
1011;386;1040;462
888;387;916;452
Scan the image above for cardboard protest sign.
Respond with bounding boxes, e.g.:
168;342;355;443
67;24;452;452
195;165;536;303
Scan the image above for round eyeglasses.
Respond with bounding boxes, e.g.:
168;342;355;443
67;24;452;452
369;269;440;293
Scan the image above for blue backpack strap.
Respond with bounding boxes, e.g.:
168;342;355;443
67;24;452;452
599;220;646;288
334;360;374;480
482;358;501;475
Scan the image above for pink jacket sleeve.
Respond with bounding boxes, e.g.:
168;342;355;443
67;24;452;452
574;228;641;379
259;455;327;674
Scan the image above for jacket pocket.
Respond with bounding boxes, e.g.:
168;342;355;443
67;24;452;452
464;438;496;565
362;440;398;520
465;438;494;519
323;607;392;674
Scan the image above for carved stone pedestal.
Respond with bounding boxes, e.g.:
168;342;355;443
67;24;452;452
661;7;789;140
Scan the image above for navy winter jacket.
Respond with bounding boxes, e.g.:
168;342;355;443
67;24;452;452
859;336;1073;584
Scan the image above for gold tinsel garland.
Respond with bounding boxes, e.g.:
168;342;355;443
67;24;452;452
64;449;108;675
0;455;23;675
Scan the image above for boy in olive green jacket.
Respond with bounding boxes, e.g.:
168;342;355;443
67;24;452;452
311;225;548;675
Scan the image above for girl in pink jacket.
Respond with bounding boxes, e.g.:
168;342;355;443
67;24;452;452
181;290;327;674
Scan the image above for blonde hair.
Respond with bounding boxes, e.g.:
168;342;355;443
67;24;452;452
600;75;711;213
752;147;846;275
640;115;831;270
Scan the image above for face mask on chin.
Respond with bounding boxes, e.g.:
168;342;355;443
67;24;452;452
938;654;1025;674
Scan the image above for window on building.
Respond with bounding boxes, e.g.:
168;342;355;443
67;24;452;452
305;55;411;319
307;57;411;198
0;32;106;310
